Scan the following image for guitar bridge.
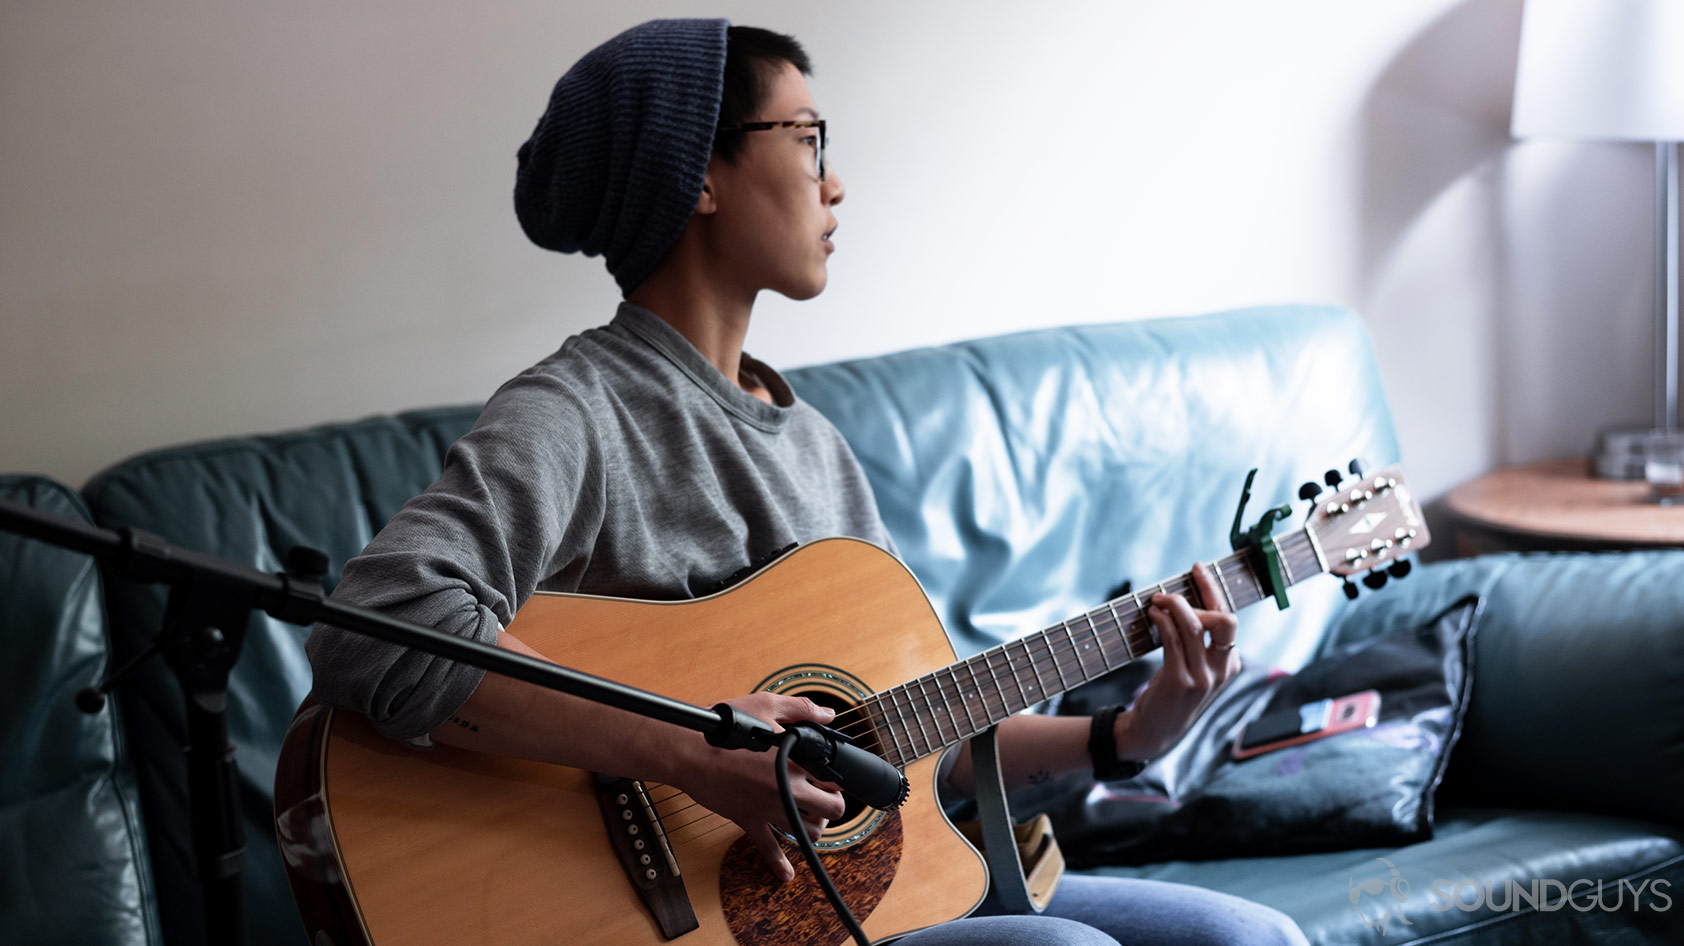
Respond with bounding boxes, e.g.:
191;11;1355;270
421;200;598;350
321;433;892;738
594;773;698;940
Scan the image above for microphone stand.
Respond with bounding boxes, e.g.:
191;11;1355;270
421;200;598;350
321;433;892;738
0;498;894;946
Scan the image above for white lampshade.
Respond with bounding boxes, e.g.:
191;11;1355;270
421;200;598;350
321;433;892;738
1512;0;1684;142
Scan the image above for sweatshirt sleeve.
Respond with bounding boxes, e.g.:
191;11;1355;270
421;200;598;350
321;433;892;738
304;370;607;740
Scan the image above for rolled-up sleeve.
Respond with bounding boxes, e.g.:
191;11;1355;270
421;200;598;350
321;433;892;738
304;371;606;740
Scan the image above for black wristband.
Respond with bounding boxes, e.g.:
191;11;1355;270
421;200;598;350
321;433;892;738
1088;705;1147;781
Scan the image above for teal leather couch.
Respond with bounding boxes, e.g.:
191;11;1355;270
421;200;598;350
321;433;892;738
3;305;1680;945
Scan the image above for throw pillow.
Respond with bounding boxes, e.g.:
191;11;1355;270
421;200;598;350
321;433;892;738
1035;595;1480;867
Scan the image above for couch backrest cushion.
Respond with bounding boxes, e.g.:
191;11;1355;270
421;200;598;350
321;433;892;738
0;474;162;946
80;407;481;946
1327;550;1684;832
788;305;1402;672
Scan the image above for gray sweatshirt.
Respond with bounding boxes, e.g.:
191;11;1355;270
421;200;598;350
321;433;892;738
305;303;893;739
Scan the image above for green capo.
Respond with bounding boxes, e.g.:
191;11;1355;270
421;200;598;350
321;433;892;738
1229;468;1294;610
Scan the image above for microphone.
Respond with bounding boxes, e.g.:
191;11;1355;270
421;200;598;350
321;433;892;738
784;721;909;810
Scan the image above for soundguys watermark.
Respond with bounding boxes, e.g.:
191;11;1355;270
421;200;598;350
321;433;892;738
1347;857;1673;935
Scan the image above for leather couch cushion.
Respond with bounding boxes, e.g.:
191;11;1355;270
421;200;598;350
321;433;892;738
789;304;1402;674
0;474;161;946
1084;809;1684;946
1325;551;1684;833
80;407;480;946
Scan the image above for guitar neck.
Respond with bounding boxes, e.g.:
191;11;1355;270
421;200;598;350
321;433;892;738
864;528;1328;767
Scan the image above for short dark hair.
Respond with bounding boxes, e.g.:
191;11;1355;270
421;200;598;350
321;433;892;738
712;26;813;163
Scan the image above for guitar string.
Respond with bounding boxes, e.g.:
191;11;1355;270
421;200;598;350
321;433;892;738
637;543;1323;809
631;536;1345;844
643;775;846;828
644;775;863;825
667;814;738;847
645;544;1319;779
818;542;1324;763
664;806;835;854
816;543;1316;743
661;804;834;851
638;574;1258;838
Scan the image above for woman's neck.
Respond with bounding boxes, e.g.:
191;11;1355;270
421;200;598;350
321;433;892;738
626;281;769;402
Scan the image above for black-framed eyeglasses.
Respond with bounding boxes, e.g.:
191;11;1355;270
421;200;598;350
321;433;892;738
715;119;827;180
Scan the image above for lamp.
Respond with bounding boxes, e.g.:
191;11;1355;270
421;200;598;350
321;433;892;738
1511;0;1684;479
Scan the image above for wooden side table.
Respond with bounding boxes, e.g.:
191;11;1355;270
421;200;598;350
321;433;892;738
1444;457;1684;556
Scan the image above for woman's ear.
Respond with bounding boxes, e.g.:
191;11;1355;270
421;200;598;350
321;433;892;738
694;163;721;216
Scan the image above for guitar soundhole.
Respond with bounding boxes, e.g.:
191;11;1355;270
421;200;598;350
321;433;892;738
754;664;892;850
719;810;903;946
798;689;877;832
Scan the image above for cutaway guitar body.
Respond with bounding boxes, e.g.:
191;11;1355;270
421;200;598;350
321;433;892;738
276;539;990;946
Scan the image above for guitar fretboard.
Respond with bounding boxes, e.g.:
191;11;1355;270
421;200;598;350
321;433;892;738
861;530;1326;766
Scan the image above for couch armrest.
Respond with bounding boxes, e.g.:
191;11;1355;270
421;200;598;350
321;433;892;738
1327;550;1684;830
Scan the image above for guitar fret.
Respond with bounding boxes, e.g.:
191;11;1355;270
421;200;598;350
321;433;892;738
866;698;906;767
935;671;966;740
1085;612;1115;673
963;658;996;722
1018;638;1046;705
931;673;963;744
1302;526;1330;574
982;650;1022;717
915;676;954;746
947;666;981;736
1004;644;1032;708
1232;551;1264;609
893;686;926;758
1212;560;1237;611
1044;630;1071;691
1108;602;1134;660
1146;584;1168;650
900;684;935;755
977;656;1007;721
1130;589;1151;652
1063;621;1090;681
878;690;906;760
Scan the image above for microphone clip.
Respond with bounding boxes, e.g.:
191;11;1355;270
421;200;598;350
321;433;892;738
786;721;910;811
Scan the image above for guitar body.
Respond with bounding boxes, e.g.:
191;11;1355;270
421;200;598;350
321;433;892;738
276;539;989;945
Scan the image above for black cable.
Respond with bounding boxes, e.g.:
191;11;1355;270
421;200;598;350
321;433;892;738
777;731;870;946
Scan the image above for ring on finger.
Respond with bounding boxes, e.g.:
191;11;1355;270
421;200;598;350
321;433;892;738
1212;641;1237;651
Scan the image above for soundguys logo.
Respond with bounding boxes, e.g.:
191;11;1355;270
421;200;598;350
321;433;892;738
1348;858;1672;935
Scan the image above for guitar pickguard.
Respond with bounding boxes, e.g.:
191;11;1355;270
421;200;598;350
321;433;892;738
718;811;903;946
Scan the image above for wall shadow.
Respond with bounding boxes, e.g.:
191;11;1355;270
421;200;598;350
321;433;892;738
1358;0;1525;476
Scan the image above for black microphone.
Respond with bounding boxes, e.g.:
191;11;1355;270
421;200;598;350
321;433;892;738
784;721;909;810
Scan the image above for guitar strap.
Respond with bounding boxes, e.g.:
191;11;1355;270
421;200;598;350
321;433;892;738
970;725;1046;914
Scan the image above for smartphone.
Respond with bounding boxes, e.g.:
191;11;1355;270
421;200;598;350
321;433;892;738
1232;690;1381;760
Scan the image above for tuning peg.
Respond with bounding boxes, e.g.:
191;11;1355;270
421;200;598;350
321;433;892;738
1342;579;1360;600
1298;481;1323;501
1387;560;1412;580
1324;469;1343;488
1362;570;1388;590
1348;458;1367;478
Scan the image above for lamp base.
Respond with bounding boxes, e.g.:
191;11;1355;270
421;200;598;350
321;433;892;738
1591;426;1684;480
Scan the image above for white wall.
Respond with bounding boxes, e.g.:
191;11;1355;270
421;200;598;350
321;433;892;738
0;0;1662;506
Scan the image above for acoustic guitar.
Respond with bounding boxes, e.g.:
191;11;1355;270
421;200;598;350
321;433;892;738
275;466;1427;945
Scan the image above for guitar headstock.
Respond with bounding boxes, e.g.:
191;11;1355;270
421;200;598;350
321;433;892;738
1306;464;1430;577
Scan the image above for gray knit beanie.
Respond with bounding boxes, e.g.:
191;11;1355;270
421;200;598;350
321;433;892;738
514;18;730;295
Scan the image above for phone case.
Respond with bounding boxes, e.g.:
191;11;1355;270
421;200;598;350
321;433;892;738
1231;689;1381;760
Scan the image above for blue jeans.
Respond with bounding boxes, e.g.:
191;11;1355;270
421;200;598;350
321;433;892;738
893;874;1309;946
